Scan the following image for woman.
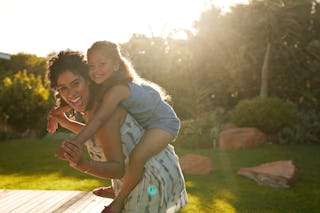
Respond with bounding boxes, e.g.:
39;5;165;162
46;50;188;213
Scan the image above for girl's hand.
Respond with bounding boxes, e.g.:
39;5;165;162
62;140;84;167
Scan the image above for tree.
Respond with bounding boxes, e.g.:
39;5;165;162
0;70;50;136
192;0;320;111
123;34;199;119
248;0;315;98
0;53;47;77
260;42;271;97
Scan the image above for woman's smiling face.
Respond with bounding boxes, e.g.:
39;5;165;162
56;70;90;112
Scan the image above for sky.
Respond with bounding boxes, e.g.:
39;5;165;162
0;0;248;57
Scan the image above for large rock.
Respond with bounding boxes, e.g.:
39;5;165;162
179;154;214;175
237;160;298;188
222;122;238;130
219;127;266;149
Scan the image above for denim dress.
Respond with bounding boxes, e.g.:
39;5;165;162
121;82;180;139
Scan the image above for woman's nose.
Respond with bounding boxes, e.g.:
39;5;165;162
67;87;77;98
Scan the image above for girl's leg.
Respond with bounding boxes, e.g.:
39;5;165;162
109;128;174;213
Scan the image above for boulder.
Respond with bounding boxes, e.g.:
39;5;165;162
179;154;214;175
223;122;238;130
237;160;298;188
219;127;266;149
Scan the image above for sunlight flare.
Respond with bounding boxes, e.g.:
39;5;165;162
1;0;249;56
212;198;238;213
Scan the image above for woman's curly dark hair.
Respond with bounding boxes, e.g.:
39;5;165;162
46;50;96;109
47;50;89;89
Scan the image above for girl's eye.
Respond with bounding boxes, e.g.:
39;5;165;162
99;62;107;67
88;62;108;70
88;65;95;70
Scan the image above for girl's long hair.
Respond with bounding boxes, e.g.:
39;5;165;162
87;40;172;105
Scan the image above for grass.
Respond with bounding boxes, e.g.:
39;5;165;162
0;136;320;213
176;145;320;213
0;135;105;191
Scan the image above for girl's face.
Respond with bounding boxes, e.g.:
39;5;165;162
56;71;90;112
88;50;119;84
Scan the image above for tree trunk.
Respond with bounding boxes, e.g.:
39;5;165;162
260;42;271;98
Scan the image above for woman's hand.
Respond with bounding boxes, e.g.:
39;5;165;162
55;144;67;160
47;108;59;133
47;105;72;133
62;140;84;168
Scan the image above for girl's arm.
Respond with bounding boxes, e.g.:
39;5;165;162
48;105;85;161
64;107;126;179
71;84;130;145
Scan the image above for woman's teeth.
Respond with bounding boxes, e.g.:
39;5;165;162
71;97;81;105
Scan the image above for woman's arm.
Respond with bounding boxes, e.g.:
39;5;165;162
57;115;84;134
47;106;84;134
71;84;130;144
64;107;127;179
62;142;125;179
47;106;71;133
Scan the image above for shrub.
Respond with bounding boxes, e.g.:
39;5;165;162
228;97;296;135
176;108;227;149
278;109;320;144
0;129;22;141
0;70;50;137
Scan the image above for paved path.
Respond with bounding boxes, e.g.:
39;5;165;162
0;189;112;213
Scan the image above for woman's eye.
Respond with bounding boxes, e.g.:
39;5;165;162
58;87;67;93
72;81;80;87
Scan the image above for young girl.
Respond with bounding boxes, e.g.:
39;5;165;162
55;41;181;213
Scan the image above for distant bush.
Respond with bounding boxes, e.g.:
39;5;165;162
176;108;227;149
278;109;320;144
0;128;22;141
228;97;296;135
0;70;50;137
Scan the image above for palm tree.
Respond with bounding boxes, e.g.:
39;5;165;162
253;0;315;98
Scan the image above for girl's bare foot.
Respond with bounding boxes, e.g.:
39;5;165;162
93;186;115;199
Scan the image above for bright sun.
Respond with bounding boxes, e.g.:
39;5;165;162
213;0;249;11
1;0;249;57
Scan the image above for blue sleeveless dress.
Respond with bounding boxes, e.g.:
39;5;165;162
121;82;180;138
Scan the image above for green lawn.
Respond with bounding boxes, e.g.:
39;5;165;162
0;136;319;213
